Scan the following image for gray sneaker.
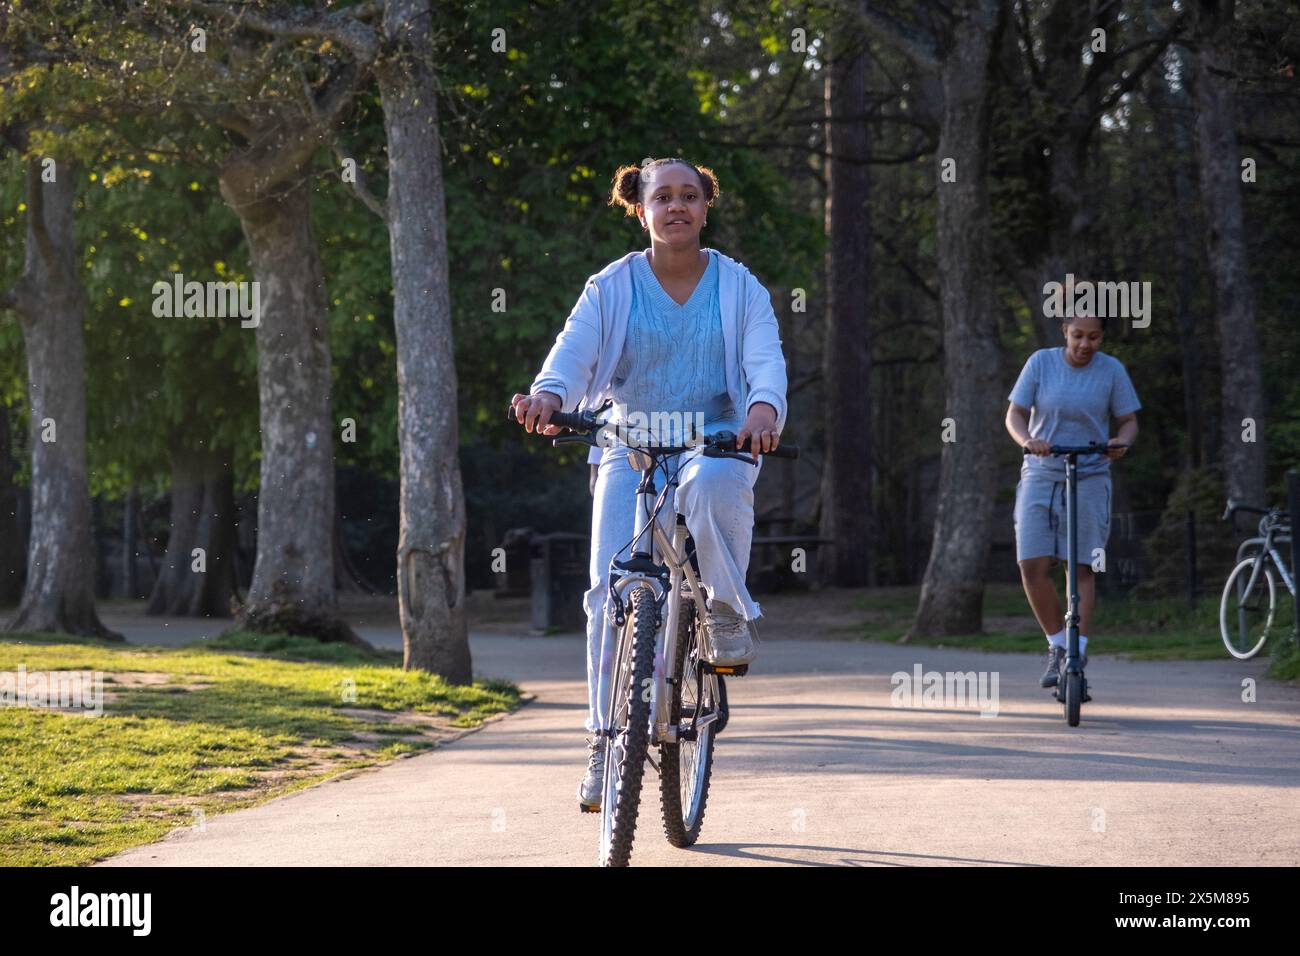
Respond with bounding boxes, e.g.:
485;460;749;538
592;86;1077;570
703;600;757;666
1040;645;1065;688
577;734;606;812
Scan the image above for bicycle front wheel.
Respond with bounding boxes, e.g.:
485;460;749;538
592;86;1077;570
659;594;718;847
1219;557;1276;660
598;584;659;867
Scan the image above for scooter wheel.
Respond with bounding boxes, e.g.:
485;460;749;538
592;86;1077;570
1065;672;1082;727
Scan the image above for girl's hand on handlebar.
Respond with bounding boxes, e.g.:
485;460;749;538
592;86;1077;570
738;402;779;456
1105;439;1129;460
1024;438;1051;456
510;391;563;436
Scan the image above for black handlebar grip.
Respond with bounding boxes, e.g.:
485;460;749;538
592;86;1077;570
546;410;591;432
762;444;799;460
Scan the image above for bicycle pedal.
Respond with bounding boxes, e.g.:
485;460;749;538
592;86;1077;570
578;801;600;814
701;661;748;676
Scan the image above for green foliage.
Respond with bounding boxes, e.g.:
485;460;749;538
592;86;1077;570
77;160;259;497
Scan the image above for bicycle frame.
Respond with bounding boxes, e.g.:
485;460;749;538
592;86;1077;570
1235;528;1296;600
598;452;717;749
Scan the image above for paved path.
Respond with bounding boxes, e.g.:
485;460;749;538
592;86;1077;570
84;608;1300;867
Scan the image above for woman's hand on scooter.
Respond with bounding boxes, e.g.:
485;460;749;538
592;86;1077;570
1024;438;1052;456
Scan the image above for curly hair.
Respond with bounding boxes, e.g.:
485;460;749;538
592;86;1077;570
607;157;721;217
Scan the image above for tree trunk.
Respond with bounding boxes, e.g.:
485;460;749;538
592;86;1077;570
217;167;363;646
121;489;139;599
0;404;24;605
1190;0;1268;506
2;158;119;638
819;23;874;588
377;0;472;683
147;445;236;617
1148;37;1205;470
909;0;1005;639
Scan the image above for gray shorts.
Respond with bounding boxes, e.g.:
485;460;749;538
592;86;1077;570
1014;473;1112;564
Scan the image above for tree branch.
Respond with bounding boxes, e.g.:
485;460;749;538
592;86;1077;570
852;2;943;71
1093;11;1188;114
330;139;388;222
177;0;382;65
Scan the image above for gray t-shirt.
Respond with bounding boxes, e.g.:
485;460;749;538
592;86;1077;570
1008;347;1141;478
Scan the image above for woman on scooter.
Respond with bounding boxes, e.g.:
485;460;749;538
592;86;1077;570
1004;313;1141;689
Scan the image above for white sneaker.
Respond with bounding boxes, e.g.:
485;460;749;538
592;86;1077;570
703;600;757;666
577;734;605;812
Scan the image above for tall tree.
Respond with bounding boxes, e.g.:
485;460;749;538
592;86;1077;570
186;0;473;677
0;153;119;638
121;2;378;643
217;140;356;641
1144;36;1206;471
1189;0;1268;506
820;17;875;587
0;405;22;605
997;1;1184;347
377;0;471;680
857;0;1006;637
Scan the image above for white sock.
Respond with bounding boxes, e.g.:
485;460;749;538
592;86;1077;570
1079;634;1089;654
1046;629;1066;648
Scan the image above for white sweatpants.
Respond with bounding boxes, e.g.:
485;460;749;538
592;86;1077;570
582;444;762;732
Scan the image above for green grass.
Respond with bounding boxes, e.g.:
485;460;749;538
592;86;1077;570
855;582;1299;666
0;632;522;866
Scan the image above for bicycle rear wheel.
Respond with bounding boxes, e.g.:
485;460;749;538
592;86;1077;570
598;584;659;867
1219;557;1276;660
659;594;718;847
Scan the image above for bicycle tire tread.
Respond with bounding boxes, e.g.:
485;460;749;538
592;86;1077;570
602;586;659;866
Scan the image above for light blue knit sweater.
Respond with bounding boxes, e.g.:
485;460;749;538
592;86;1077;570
608;251;737;445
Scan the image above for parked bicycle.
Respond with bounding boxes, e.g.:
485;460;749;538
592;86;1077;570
1219;499;1295;660
533;405;797;866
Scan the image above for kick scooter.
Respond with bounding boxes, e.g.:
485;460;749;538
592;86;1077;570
1024;441;1126;726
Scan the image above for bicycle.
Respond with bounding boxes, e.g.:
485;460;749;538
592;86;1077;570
1219;499;1295;660
531;405;797;866
1023;441;1126;727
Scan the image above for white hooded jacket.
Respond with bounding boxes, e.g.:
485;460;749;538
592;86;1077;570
529;246;790;463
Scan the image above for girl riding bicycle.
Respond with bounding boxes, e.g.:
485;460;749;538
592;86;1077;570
1004;313;1141;689
509;157;789;810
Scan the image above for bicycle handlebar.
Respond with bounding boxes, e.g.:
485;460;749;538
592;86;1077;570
513;406;799;462
1222;498;1290;525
